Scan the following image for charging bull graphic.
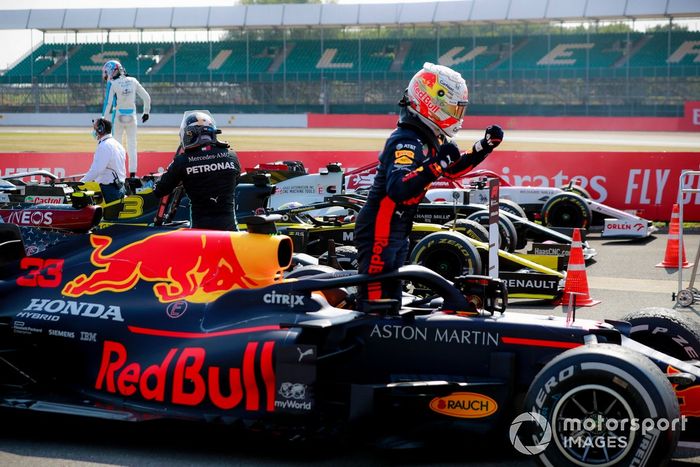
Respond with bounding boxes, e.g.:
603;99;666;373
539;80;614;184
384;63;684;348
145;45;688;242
62;230;276;303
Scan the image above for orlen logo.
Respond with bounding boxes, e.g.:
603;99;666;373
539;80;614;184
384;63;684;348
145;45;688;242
96;340;276;411
605;222;644;231
6;210;53;226
429;392;498;418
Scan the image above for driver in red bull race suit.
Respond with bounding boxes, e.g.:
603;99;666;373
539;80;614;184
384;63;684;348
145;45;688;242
153;110;241;231
354;62;504;304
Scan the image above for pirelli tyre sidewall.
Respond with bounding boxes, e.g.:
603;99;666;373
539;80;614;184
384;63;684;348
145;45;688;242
442;218;490;243
409;230;482;278
498;199;529;250
541;192;592;230
465;209;518;252
623;307;700;361
521;344;679;467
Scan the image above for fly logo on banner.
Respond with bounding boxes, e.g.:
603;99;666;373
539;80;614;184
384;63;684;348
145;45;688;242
3;150;700;221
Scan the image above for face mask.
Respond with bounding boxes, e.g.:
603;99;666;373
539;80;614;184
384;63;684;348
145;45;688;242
92;129;99;140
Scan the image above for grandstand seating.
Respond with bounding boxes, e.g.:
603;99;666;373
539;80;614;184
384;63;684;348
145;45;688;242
1;31;698;116
3;32;700;82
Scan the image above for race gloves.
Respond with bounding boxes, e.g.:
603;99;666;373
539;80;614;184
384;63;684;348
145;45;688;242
473;124;503;154
142;113;149;123
436;141;461;170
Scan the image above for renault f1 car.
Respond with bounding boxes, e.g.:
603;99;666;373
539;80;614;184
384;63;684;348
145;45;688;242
0;218;698;467
260;197;567;301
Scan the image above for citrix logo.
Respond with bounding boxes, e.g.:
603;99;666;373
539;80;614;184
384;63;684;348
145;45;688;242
263;291;305;308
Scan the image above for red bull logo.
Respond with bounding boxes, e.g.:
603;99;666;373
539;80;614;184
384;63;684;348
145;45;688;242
95;340;276;411
62;230;287;303
668;366;700;417
420;71;437;89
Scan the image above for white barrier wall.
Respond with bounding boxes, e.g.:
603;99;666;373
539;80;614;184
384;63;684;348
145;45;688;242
0;113;309;128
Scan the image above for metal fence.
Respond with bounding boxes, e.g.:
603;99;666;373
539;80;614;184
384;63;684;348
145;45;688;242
1;70;696;117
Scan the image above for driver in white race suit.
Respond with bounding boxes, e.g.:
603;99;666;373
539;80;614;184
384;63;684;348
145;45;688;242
101;60;151;177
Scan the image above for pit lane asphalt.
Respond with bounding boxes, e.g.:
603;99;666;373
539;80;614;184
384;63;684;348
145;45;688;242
0;231;699;466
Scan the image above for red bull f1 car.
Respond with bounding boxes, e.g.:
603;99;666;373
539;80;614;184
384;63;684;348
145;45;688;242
0;218;698;467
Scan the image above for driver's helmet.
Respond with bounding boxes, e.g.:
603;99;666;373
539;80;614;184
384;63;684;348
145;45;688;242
179;110;220;150
102;60;123;81
405;62;469;138
277;201;303;211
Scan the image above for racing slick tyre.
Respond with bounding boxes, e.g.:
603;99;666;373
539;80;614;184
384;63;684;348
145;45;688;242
622;307;700;361
541;192;592;230
498;199;528;219
498;200;529;250
442;219;490;243
519;344;680;467
465;210;518;252
409;231;482;278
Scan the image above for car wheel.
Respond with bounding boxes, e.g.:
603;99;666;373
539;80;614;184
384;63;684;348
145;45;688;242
623;307;700;361
541;192;592;230
519;344;680;467
498;200;529;250
465;209;518;252
409;231;482;278
499;199;528;218
442;219;489;243
676;288;696;307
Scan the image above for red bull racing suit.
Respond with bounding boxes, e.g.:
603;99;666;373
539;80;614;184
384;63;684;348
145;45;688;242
154;142;241;230
354;110;490;303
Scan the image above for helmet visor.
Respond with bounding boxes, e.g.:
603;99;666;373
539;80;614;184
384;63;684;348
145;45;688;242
446;100;469;120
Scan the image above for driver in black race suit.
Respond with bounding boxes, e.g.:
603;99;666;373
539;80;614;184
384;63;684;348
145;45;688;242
154;110;241;230
354;62;503;304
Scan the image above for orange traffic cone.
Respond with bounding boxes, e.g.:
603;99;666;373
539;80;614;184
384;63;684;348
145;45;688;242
657;203;692;269
557;228;600;307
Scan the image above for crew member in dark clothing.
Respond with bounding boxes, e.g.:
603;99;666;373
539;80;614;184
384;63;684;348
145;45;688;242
154;110;241;230
354;62;504;303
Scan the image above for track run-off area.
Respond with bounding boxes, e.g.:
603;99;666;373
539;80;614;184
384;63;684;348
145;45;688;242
1;126;700;153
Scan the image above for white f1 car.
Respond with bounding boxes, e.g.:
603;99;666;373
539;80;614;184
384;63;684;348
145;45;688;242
342;164;657;240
